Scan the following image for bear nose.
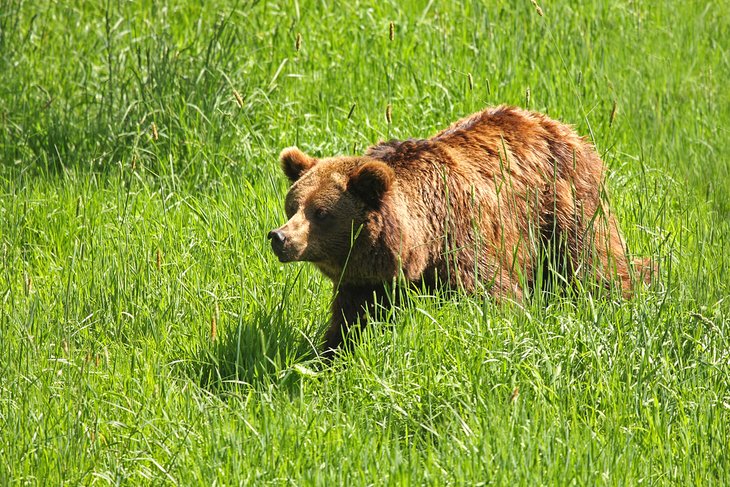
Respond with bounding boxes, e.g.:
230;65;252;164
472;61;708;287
268;229;286;245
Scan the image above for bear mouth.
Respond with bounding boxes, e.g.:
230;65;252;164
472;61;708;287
270;243;293;263
269;239;299;263
275;253;294;263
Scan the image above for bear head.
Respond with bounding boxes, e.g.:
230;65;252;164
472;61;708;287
268;147;398;283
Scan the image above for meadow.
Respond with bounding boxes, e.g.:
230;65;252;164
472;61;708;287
1;0;728;484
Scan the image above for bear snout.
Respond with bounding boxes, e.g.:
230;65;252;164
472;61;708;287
268;228;294;262
268;229;286;244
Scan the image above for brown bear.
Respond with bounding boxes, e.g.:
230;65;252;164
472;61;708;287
269;105;647;357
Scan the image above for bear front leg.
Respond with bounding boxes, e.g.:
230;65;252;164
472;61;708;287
322;285;382;358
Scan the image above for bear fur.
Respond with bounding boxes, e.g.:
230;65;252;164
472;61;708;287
269;106;647;356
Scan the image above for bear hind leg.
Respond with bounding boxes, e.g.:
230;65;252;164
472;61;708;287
549;184;633;296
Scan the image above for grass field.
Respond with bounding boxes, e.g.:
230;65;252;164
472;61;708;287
1;0;729;484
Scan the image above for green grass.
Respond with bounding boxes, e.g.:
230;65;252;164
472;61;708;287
1;0;729;484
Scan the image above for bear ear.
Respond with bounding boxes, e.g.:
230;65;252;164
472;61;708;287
348;161;395;208
280;147;317;183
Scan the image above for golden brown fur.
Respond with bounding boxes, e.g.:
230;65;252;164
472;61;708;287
269;106;648;357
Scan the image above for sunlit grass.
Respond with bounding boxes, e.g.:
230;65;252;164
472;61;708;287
0;0;728;484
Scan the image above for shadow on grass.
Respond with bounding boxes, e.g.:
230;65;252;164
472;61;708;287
192;306;325;395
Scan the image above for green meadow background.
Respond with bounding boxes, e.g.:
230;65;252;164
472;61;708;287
1;0;728;484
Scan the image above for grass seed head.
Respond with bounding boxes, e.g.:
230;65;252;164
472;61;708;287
156;248;162;271
233;89;244;108
609;99;617;127
151;122;158;141
389;21;395;41
295;32;302;52
211;313;217;342
467;72;473;91
386;104;392;124
525;87;531;107
531;0;544;16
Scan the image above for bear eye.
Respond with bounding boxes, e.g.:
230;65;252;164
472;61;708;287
313;207;331;222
